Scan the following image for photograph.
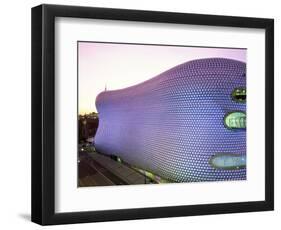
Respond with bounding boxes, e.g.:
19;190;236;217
78;42;247;187
30;3;274;225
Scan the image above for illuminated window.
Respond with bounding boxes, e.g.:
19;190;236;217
209;153;246;170
232;87;246;103
224;111;246;129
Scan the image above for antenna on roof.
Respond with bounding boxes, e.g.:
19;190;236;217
104;83;107;91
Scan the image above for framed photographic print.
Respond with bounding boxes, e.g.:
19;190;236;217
31;4;274;225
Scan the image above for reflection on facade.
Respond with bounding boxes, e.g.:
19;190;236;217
94;58;246;182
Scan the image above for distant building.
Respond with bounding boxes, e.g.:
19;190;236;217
78;112;99;143
94;58;246;182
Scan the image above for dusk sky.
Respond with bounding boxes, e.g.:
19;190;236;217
78;42;246;114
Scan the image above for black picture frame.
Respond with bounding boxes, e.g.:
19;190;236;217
31;4;274;225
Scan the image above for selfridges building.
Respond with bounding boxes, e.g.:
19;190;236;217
94;58;246;183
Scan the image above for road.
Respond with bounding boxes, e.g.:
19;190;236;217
78;151;128;186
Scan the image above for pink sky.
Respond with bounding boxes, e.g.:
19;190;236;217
78;42;246;114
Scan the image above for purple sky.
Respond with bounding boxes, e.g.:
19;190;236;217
78;42;246;114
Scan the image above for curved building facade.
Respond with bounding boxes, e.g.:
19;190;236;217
94;58;246;182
